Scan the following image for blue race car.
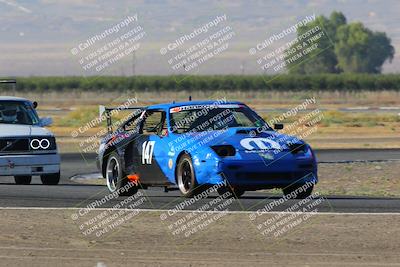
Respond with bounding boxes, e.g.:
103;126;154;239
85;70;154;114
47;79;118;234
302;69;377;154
97;100;317;198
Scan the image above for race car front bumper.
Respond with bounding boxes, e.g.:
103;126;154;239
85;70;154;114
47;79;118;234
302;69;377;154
194;151;318;189
218;158;318;189
0;153;60;176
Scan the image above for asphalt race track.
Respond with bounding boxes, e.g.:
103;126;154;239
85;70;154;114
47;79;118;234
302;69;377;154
0;149;399;213
314;148;400;163
62;148;400;179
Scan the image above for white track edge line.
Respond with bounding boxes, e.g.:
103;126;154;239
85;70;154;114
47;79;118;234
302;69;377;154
0;207;399;215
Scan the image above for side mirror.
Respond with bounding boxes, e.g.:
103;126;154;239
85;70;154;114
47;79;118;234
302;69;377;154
32;101;38;109
39;117;53;127
274;123;284;130
158;128;168;138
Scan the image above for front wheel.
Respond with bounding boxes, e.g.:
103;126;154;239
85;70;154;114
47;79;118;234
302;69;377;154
282;184;314;199
106;152;138;196
41;172;60;185
176;154;198;198
14;176;32;185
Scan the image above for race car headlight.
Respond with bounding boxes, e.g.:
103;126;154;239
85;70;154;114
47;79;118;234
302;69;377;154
211;145;236;157
288;143;308;154
30;137;56;150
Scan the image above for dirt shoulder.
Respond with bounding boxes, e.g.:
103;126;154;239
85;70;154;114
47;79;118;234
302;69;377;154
0;209;399;267
317;161;400;197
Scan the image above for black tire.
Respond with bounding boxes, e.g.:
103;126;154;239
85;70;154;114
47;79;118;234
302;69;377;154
217;186;245;198
282;184;314;199
176;154;198;198
106;152;138;196
41;172;60;185
14;176;32;185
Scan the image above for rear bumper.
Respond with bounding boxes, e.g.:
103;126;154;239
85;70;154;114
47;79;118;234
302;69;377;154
0;153;60;176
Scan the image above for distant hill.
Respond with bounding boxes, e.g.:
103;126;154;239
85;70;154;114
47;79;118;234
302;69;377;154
0;0;398;76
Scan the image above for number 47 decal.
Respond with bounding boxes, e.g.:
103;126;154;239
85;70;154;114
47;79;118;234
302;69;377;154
142;141;155;164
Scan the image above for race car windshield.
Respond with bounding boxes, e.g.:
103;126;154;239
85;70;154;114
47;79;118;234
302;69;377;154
170;105;270;133
0;101;39;125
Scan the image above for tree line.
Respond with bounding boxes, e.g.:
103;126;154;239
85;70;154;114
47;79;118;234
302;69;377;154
2;74;400;92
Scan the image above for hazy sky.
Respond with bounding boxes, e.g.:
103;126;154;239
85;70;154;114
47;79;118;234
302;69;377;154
0;0;398;76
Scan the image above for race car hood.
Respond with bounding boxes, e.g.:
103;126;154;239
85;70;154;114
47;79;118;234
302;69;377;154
0;124;53;138
189;127;305;151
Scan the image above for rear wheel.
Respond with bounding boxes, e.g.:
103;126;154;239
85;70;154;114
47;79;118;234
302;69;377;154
176;154;198;198
106;152;138;196
282;184;314;199
14;176;32;185
41;172;60;185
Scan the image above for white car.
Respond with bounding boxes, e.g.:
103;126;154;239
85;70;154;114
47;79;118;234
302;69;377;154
0;96;60;185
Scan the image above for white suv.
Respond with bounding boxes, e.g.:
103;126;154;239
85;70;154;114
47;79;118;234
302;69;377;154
0;96;60;185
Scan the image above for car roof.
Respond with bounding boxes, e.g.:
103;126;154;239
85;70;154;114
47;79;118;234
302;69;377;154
0;96;30;102
147;100;245;110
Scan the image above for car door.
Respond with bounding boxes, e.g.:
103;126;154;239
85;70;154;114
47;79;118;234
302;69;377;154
132;109;170;185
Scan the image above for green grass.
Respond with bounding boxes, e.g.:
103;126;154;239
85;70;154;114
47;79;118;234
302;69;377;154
55;106;136;128
56;107;100;127
262;110;400;128
54;106;399;129
320;110;400;127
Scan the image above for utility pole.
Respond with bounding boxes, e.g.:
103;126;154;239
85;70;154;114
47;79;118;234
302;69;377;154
240;61;245;75
132;51;136;76
0;79;17;95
